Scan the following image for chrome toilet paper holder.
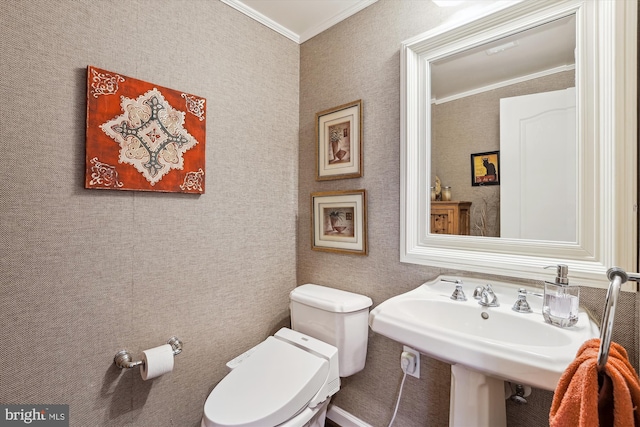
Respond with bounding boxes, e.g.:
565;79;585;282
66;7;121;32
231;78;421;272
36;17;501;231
114;336;183;369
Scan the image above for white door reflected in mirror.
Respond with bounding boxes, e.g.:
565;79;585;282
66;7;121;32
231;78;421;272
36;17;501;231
500;88;577;242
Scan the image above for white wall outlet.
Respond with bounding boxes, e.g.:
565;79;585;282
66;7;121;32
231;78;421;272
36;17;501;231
401;345;420;378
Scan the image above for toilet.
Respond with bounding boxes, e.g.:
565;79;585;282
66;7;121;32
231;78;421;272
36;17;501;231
201;284;373;427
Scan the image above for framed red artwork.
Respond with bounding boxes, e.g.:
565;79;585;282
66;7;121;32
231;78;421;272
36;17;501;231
85;66;206;193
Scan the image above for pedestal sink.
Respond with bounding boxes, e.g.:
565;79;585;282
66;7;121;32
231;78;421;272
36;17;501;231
369;276;599;427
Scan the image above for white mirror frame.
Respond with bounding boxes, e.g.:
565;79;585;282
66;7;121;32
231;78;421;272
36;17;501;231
400;0;637;290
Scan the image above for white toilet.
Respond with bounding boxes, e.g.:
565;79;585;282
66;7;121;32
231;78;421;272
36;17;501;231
201;284;373;427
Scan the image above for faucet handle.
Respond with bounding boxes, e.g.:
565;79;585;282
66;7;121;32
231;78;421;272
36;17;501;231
473;286;484;300
441;278;467;301
524;290;543;298
450;284;467;301
512;288;533;313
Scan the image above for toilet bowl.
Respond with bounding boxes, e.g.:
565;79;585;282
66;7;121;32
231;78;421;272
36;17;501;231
201;284;372;427
202;328;339;427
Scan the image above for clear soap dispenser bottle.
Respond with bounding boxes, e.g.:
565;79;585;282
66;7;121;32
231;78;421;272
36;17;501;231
542;264;579;327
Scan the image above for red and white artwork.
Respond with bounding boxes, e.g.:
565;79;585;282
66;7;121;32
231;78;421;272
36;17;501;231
85;66;206;193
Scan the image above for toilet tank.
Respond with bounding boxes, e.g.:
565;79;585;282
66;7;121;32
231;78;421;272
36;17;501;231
290;284;373;377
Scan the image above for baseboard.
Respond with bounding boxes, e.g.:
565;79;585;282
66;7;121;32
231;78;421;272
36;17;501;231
326;404;373;427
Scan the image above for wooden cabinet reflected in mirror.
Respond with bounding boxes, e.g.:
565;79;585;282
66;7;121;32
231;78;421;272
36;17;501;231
430;201;472;235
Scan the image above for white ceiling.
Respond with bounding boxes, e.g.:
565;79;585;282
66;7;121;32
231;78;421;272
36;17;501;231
219;0;379;43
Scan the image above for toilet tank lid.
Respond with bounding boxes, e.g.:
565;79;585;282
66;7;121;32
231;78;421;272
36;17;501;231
290;284;373;313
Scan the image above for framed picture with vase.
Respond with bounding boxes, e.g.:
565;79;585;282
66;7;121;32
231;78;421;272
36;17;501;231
311;189;367;255
315;100;363;180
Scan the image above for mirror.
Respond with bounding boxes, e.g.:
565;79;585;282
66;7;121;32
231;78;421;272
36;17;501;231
430;15;576;241
400;0;637;289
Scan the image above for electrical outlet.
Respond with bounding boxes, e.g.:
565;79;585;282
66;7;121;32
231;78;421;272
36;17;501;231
401;345;420;378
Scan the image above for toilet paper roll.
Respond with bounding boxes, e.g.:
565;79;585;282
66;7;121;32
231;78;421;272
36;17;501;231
140;344;174;380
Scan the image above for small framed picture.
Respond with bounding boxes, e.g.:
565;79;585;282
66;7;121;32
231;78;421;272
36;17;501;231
471;151;500;186
315;100;363;180
311;189;367;255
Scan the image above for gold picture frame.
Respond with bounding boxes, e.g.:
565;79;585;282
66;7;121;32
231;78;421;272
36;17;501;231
311;189;367;255
315;100;363;180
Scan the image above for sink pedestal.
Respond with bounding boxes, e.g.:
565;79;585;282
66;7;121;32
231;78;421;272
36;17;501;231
450;364;506;427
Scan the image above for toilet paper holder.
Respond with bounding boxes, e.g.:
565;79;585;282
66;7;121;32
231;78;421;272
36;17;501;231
114;336;183;369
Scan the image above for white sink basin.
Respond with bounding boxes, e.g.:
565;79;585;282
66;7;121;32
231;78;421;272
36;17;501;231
369;276;598;391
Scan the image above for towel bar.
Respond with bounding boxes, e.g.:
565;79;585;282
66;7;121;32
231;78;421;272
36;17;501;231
596;269;625;372
596;268;640;371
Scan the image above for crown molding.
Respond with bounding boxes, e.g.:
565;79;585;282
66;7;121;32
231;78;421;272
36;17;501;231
298;0;378;43
219;0;378;44
220;0;300;42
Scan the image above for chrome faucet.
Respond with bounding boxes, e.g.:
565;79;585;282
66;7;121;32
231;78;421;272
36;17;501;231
477;284;499;307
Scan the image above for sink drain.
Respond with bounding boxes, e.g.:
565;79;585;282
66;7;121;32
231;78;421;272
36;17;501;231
481;312;489;320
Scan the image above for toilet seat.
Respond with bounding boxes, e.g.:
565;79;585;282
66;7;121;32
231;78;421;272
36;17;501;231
202;334;330;427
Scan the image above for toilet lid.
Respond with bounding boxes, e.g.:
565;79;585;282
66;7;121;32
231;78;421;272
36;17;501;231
203;336;329;427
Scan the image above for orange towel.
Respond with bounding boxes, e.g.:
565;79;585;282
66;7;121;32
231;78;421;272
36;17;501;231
550;338;640;427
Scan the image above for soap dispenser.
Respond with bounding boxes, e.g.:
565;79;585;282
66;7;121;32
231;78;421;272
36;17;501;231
542;264;579;327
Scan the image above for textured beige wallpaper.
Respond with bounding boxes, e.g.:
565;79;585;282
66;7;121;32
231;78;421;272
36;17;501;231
298;1;638;426
0;1;298;426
